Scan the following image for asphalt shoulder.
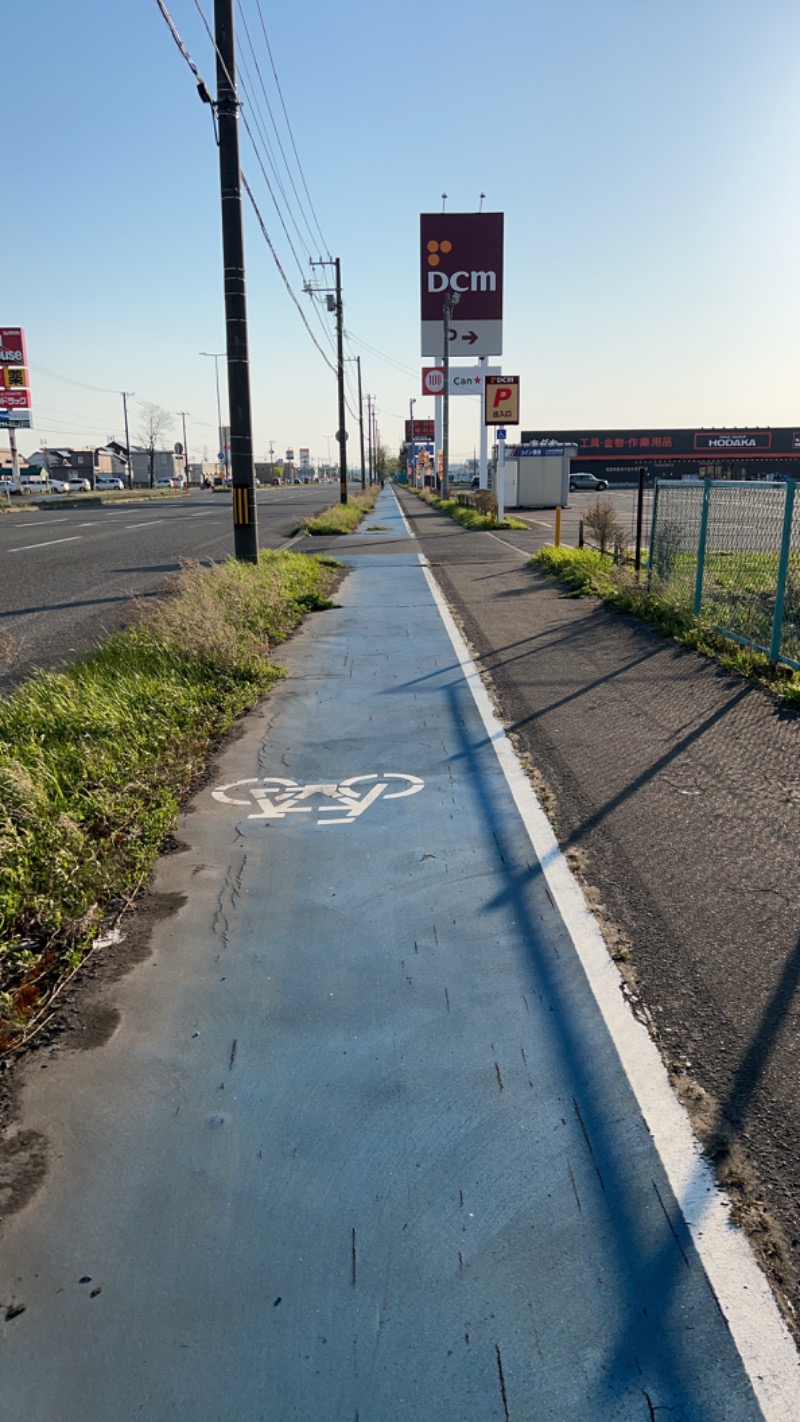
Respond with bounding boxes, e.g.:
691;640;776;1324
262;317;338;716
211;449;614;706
397;484;800;1336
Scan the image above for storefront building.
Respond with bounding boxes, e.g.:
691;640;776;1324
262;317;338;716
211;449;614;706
519;427;800;484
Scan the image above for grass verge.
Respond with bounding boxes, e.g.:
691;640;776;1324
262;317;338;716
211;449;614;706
533;544;800;706
408;485;528;531
305;487;379;534
0;551;340;1048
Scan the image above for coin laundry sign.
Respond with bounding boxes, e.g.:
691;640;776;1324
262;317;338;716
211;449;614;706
211;773;425;826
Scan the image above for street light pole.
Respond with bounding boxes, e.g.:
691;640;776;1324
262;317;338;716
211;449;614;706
200;352;225;478
121;391;134;489
179;411;190;487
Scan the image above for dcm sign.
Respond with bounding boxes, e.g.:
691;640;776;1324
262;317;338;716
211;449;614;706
420;212;504;358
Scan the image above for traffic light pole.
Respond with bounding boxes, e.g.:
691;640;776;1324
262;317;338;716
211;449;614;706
214;0;258;561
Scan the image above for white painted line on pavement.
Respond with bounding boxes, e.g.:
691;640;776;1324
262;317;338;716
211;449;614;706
124;519;164;530
485;530;533;559
11;518;70;527
418;550;800;1420
9;536;82;553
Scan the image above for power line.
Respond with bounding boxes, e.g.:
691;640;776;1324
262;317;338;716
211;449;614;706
235;0;320;260
251;0;330;257
344;330;419;378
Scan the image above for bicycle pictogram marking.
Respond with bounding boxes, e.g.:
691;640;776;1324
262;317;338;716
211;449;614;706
211;773;425;826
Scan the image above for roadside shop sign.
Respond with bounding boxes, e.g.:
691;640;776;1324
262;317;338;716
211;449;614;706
0;328;26;366
406;418;435;442
420;212;504;357
484;375;519;426
422;365;500;396
0;387;31;410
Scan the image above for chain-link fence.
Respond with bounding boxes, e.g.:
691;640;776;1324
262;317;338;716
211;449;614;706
649;479;800;669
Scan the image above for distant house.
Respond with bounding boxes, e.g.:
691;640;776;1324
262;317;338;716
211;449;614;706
129;447;186;487
24;445;129;485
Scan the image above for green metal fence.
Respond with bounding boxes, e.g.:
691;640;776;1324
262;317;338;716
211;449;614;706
649;479;800;670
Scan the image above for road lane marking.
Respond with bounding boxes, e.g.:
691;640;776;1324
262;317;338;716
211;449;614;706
8;518;70;527
123;519;164;529
9;536;82;553
418;549;800;1419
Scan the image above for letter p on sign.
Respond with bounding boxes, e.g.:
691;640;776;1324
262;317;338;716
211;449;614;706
484;375;519;425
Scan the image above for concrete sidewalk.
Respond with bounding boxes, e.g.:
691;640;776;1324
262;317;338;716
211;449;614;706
0;489;797;1419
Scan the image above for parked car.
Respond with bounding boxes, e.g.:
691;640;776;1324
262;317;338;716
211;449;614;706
47;477;70;493
65;477;91;493
96;475;125;490
569;472;609;492
154;476;178;488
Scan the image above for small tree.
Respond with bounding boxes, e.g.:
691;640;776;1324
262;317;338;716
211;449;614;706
583;498;627;557
138;403;174;488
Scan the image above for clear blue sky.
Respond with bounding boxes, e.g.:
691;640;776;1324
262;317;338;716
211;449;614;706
7;0;800;467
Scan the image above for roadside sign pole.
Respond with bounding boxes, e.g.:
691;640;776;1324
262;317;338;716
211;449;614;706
409;398;416;488
434;359;443;485
442;292;460;498
9;426;20;492
497;429;506;523
478;357;488;490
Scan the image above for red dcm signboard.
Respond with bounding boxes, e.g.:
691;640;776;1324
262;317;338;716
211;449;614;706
420;213;503;357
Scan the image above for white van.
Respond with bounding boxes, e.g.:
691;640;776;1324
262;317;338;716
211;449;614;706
96;475;125;490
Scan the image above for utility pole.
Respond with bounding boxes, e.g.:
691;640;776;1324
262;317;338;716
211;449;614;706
214;0;258;561
355;356;366;490
121;391;134;489
179;411;190;487
334;258;347;503
366;394;374;484
309;258;348;504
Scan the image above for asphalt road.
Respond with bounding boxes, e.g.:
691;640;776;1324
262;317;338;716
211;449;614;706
0;484;355;692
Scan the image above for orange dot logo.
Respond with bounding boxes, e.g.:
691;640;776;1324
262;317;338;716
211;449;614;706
427;239;452;268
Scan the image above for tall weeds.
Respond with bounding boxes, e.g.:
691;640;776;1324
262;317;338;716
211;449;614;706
0;552;338;1041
